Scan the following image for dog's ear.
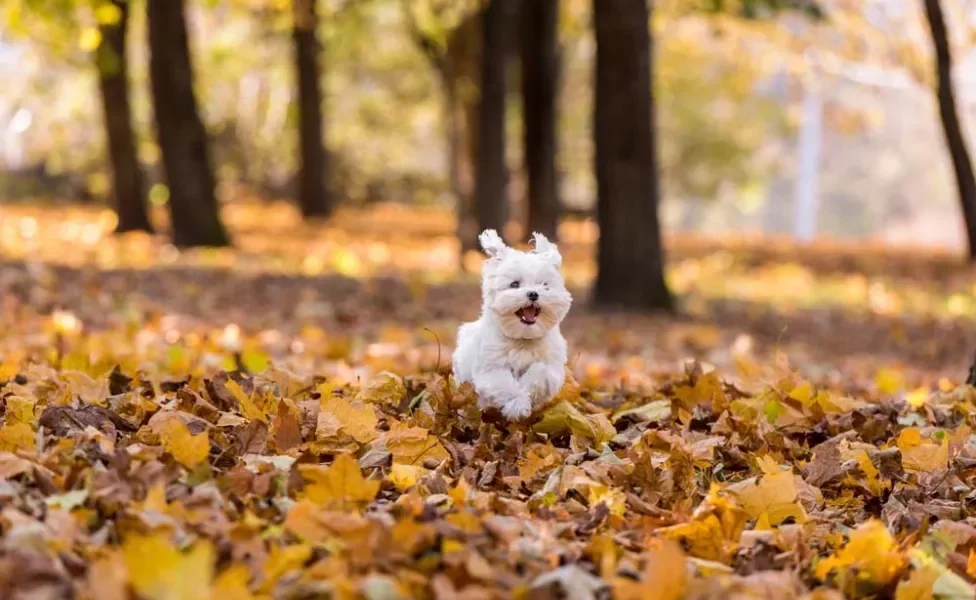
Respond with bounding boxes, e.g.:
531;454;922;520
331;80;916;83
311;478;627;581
479;229;508;260
531;232;562;267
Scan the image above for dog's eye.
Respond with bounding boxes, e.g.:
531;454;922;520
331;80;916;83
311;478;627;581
509;281;520;289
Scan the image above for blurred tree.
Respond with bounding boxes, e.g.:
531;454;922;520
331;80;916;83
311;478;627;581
592;0;671;311
521;0;560;241
401;0;483;253
922;0;976;261
474;0;510;238
147;0;230;247
96;0;152;233
292;0;331;219
703;0;823;19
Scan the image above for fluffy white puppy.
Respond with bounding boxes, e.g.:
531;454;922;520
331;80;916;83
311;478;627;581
453;229;573;420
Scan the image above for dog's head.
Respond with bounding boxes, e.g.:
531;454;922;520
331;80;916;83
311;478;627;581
477;229;572;340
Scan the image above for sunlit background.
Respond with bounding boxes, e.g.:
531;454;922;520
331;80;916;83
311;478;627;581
4;0;976;389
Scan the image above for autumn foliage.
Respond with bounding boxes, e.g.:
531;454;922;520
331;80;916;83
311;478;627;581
3;206;976;598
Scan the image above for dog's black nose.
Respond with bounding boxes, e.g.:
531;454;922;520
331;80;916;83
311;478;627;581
527;291;539;302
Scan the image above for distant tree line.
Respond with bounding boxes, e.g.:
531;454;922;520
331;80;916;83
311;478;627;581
62;0;976;311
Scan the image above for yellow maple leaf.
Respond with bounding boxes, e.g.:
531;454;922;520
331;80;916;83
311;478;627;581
390;519;435;557
211;564;257;600
317;395;378;444
284;501;373;544
658;515;730;563
815;520;905;589
299;453;379;510
4;396;36;426
675;371;726;409
122;532;214;600
615;539;687;600
657;486;747;563
260;544;312;594
532;401;615;447
585;483;626;517
787;380;815;405
894;566;939;600
142;481;169;513
0;422;35;453
724;459;805;527
353;372;406;408
157;417;210;469
518;443;562;480
224;379;269;422
383;422;449;465
388;464;428;491
848;448;888;496
896;428;948;472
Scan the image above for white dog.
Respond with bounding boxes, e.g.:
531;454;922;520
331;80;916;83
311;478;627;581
453;229;573;420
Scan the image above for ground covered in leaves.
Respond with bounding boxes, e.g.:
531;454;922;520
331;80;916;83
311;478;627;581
3;204;976;599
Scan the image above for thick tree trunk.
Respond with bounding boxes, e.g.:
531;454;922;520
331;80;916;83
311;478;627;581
473;0;510;237
293;0;331;219
450;69;481;255
923;0;976;261
147;0;230;247
521;0;560;241
96;0;152;234
592;0;673;311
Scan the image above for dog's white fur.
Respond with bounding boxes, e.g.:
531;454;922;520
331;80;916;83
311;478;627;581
453;229;573;420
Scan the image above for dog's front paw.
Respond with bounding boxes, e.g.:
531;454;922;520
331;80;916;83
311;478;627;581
520;363;562;406
499;395;533;421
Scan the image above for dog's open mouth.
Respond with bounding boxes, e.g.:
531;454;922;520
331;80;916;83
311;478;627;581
516;304;540;325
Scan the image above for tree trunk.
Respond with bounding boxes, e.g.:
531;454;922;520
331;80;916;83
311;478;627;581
293;0;331;219
474;0;510;237
147;0;230;247
592;0;673;311
923;0;976;261
521;0;560;241
96;0;152;234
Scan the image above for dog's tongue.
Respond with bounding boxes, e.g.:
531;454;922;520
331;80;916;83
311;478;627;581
518;306;539;324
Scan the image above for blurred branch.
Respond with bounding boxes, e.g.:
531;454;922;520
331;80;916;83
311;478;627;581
400;0;446;69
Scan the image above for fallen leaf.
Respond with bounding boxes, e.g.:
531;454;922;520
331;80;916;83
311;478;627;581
382;422;449;465
156;415;210;469
299;453;379;510
354;372;407;408
815;520;906;591
122;532;214;600
0;423;35;453
532;401;615;447
318;395;378;444
388;463;428;491
725;458;806;527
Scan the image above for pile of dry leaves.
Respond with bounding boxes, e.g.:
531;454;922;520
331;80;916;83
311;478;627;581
1;343;976;599
4;205;976;598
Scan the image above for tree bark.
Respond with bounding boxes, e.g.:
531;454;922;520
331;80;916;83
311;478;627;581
293;0;331;219
147;0;230;247
923;0;976;261
592;0;673;311
474;0;510;238
401;4;480;257
96;0;152;233
521;0;560;241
